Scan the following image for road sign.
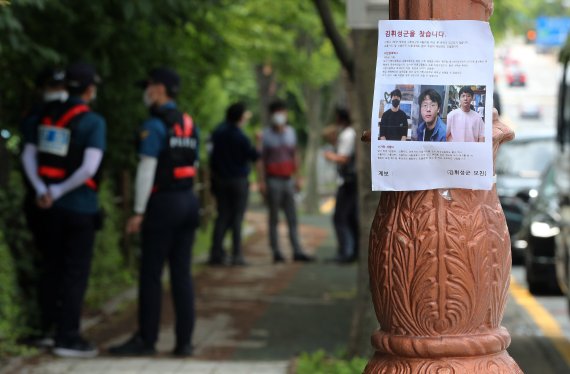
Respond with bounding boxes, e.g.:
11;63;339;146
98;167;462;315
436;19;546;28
536;17;570;47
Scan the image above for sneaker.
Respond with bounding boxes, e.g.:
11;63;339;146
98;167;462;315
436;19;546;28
173;343;193;357
108;334;156;356
207;257;226;266
273;252;286;264
293;252;316;262
231;255;248;266
53;336;98;358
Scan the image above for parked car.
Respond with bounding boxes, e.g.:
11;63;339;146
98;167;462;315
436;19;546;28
506;66;527;87
551;154;570;300
496;131;557;263
515;163;563;294
519;103;541;119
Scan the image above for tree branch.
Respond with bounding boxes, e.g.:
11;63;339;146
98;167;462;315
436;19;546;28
312;0;354;81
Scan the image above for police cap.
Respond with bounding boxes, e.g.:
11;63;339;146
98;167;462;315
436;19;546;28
66;62;101;89
137;67;180;97
35;67;66;88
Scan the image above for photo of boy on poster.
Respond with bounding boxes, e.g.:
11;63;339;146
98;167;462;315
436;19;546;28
376;84;487;142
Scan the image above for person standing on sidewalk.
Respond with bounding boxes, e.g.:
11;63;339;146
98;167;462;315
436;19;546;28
21;62;105;358
324;107;359;263
19;66;68;347
208;102;260;266
109;67;199;357
258;99;314;264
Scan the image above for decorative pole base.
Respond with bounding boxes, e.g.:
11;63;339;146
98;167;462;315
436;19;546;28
364;328;522;373
365;352;521;373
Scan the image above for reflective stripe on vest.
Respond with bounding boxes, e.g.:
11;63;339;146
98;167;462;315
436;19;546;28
173;113;194;138
41;104;90;127
173;166;196;179
39;166;66;179
38;166;98;190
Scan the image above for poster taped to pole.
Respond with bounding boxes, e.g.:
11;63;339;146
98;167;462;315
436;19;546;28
371;20;494;191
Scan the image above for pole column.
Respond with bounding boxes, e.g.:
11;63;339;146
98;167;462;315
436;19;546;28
365;0;523;372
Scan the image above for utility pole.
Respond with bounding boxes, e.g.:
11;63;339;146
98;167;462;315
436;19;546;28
345;0;389;357
364;0;523;372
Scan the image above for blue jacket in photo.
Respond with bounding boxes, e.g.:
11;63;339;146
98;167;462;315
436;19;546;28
416;116;446;142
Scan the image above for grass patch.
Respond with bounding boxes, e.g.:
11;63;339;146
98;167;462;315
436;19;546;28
296;350;367;374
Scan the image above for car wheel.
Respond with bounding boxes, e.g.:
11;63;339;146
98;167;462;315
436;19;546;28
528;280;550;295
526;256;562;295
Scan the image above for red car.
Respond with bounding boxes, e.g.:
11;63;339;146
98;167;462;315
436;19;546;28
506;67;526;87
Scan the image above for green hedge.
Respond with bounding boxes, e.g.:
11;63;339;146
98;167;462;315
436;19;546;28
85;179;135;309
0;230;26;356
296;350;367;374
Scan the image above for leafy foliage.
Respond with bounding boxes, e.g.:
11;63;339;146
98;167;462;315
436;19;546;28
296;350;368;374
0;170;32;356
84;179;135;309
0;232;26;356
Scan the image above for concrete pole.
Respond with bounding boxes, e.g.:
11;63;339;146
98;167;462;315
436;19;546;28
364;0;523;372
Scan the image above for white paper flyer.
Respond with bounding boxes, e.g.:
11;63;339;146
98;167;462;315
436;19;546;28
371;20;494;191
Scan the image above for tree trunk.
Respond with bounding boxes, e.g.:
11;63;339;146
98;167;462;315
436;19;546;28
302;85;324;214
346;29;381;358
255;63;278;126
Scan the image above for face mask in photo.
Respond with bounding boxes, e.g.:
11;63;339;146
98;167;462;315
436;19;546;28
391;99;400;108
43;90;69;103
272;113;287;126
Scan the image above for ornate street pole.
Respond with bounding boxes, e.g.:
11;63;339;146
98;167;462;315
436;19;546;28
364;1;523;372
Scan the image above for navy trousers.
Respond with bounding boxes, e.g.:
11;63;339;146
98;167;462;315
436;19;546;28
139;189;199;348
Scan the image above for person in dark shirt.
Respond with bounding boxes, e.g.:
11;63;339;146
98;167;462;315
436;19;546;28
208;102;260;266
379;89;409;141
416;89;446;142
21;62;105;358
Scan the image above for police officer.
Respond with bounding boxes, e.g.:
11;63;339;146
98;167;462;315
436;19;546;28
21;62;105;358
20;66;68;347
109;67;199;357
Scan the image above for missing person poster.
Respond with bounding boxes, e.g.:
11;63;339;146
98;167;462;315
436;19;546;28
371;20;494;191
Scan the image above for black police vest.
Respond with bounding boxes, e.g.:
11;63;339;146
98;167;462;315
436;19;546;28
151;106;198;192
37;102;101;191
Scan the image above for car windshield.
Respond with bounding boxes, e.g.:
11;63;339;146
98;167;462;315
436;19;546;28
496;138;556;178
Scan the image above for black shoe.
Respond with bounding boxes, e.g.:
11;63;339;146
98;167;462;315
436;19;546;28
108;334;155;356
326;253;356;264
173;343;193;357
273;253;286;264
207;257;226;266
53;336;98;358
293;252;316;262
231;255;248;266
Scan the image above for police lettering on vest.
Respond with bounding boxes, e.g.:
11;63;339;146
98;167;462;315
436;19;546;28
151;106;198;192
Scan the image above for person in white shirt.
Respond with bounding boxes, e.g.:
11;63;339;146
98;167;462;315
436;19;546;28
446;86;485;142
324;107;358;263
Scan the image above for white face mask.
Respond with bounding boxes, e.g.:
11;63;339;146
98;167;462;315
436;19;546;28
43;90;68;103
272;113;287;126
143;89;154;107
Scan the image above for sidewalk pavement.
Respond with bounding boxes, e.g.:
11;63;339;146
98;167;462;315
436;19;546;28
7;210;358;374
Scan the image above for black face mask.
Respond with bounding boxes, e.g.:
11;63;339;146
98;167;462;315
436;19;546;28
392;99;400;107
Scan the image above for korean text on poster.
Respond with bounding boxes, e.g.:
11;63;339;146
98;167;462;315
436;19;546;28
371;20;494;191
